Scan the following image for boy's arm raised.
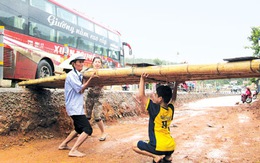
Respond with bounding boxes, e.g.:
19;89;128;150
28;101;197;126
139;73;148;104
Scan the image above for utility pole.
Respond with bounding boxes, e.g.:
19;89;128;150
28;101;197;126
0;26;4;85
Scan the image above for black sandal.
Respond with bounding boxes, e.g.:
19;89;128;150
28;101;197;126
162;157;172;163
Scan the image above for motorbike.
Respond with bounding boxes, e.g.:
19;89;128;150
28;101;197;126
252;90;258;100
241;94;252;103
241;90;258;103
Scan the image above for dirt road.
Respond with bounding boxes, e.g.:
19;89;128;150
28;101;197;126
0;96;259;163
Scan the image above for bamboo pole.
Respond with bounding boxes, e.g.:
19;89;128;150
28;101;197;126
18;59;260;88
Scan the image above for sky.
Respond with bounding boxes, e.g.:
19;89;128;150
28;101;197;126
56;0;260;64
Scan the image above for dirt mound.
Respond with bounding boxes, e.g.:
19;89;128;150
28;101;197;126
240;98;260;120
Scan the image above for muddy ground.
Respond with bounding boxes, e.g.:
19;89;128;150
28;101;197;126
0;95;259;163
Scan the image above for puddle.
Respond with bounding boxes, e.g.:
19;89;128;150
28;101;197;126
175;109;207;118
207;149;225;158
184;96;239;108
175;96;240;120
238;114;250;123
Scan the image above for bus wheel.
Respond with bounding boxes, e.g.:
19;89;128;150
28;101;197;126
36;60;53;78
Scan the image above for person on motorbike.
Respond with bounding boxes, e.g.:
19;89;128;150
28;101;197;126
245;87;252;98
241;87;252;103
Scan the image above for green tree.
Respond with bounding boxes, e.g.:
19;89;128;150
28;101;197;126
247;27;260;57
153;58;163;65
247;27;260;91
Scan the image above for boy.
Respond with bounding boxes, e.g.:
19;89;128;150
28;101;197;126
132;73;175;163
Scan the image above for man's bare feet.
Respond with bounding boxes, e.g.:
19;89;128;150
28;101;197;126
68;150;86;157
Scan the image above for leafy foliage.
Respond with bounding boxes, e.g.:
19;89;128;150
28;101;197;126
247;27;260;90
247;27;260;57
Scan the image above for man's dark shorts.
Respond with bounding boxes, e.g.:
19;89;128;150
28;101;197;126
137;140;174;156
71;115;93;135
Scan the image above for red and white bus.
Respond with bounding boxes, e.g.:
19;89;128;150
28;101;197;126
0;0;131;84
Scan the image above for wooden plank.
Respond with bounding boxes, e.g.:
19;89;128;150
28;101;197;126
18;59;260;88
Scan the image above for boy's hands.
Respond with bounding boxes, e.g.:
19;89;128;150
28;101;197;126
141;73;149;79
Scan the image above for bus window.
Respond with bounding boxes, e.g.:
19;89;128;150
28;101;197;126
108;31;119;43
94;25;107;37
57;30;76;48
14;16;25;30
29;21;56;41
77;37;94;52
57;7;77;25
0;10;26;32
32;26;41;37
30;0;55;15
108;50;119;60
78;17;94;32
95;44;107;57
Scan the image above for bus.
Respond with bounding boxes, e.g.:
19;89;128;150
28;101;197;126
0;0;132;85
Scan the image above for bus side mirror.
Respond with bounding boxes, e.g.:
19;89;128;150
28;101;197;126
129;49;132;55
123;42;132;55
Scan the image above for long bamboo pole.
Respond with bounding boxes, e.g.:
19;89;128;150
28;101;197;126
18;59;260;88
